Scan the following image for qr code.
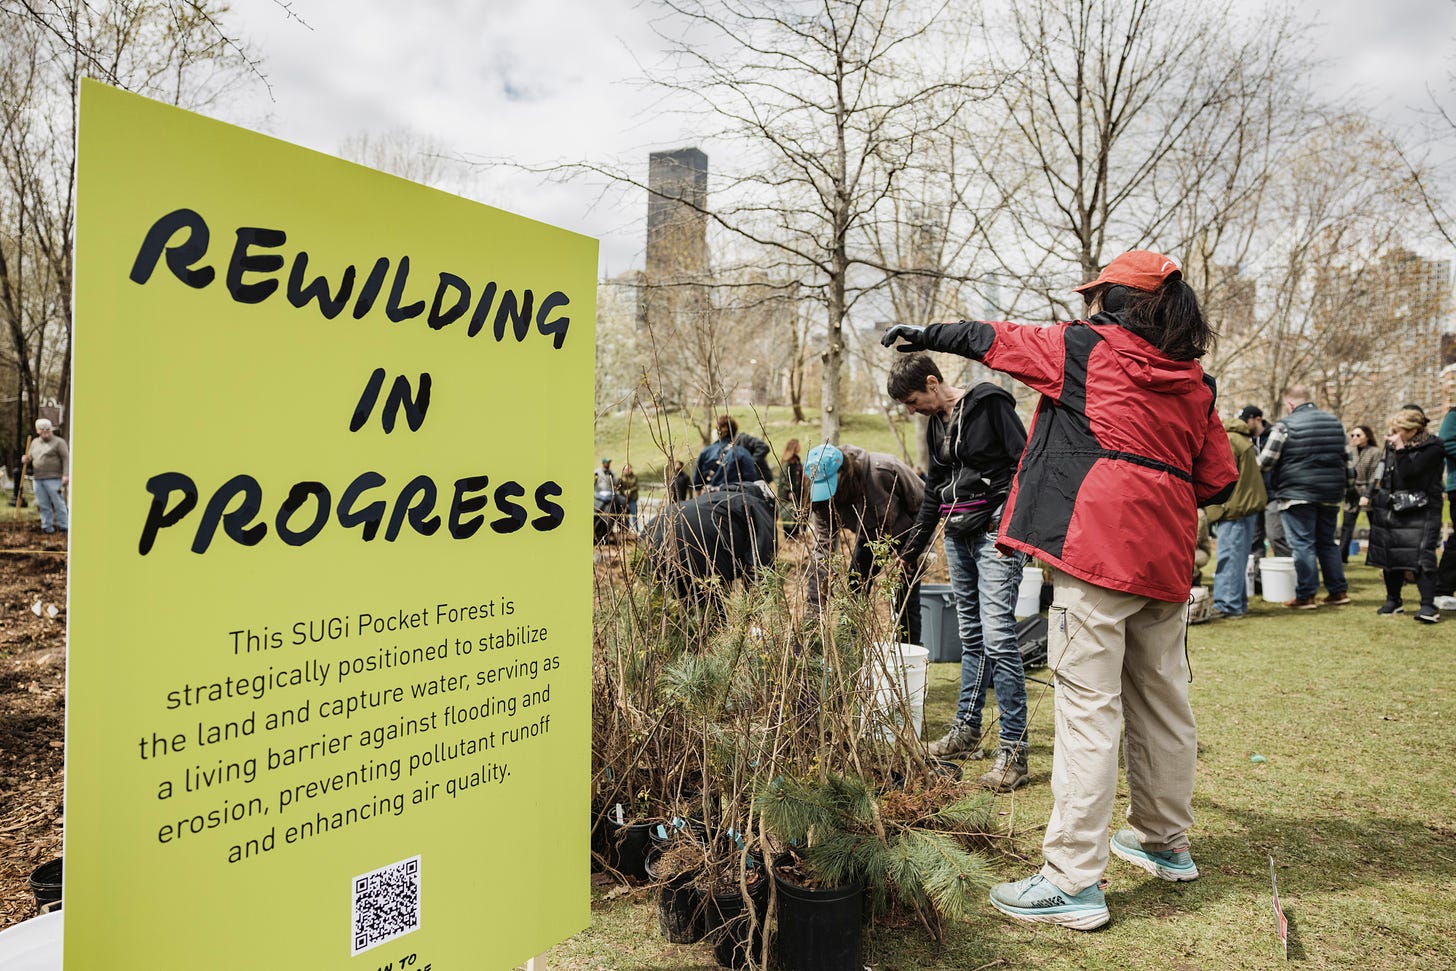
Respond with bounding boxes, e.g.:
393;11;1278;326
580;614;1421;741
351;854;421;955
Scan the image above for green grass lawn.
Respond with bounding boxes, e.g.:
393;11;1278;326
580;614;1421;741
557;562;1456;970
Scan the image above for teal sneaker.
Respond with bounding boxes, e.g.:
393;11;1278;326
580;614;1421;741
988;873;1109;930
1110;829;1199;881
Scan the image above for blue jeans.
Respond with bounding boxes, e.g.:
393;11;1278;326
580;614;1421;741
1212;513;1256;615
945;529;1027;750
34;478;67;532
1280;503;1345;600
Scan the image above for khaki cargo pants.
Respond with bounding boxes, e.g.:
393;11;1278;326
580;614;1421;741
1039;569;1196;895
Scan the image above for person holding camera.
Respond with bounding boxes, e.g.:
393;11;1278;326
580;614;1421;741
887;353;1030;792
1361;407;1445;623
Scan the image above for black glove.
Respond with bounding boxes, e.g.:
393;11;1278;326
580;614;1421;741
880;324;928;352
1344;486;1361;508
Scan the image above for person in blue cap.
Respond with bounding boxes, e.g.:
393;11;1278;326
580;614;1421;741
804;442;925;644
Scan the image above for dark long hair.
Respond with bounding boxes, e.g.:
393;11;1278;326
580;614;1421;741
1113;277;1214;361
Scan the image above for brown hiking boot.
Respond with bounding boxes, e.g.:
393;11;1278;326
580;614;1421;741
1322;591;1351;606
1283;596;1319;609
978;746;1030;793
928;721;984;760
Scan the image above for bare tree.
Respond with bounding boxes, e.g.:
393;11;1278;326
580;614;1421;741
2;0;292;92
856;148;1008;465
337;126;478;194
1210;116;1441;419
976;0;1311;317
0;1;256;460
581;0;994;443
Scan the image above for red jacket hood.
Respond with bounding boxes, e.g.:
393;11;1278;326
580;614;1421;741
1084;317;1207;396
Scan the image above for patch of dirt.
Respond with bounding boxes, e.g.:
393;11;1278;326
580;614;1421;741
0;522;68;928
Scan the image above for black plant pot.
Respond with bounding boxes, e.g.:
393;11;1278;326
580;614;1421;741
772;854;862;971
706;870;769;969
887;757;963;791
646;849;708;944
603;817;661;880
591;813;608;869
29;858;62;912
932;758;964;782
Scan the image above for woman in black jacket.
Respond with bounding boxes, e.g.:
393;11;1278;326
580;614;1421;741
1362;408;1445;623
1339;425;1379;562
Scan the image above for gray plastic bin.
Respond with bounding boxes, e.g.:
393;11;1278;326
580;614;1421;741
919;584;961;663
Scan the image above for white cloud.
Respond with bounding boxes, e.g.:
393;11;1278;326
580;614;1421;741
221;0;690;273
217;0;1456;276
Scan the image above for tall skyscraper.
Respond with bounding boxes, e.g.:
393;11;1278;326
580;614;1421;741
641;149;711;411
646;148;708;281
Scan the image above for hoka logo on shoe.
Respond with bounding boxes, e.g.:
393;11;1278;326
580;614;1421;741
1029;893;1067;908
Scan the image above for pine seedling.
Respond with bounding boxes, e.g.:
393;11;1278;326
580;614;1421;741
887;829;995;923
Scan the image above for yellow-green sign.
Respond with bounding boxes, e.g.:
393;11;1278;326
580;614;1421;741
69;80;594;968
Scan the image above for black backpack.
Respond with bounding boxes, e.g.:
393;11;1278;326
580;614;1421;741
734;433;774;484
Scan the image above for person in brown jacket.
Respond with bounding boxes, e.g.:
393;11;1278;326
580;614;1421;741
804;443;924;644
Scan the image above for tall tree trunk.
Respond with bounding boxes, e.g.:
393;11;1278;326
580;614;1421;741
821;70;850;446
823;255;846;445
787;305;806;423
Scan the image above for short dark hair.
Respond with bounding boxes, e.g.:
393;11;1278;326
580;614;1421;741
886;353;942;401
715;415;739;439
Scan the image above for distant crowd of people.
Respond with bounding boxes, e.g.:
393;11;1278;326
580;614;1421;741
1208;366;1456;625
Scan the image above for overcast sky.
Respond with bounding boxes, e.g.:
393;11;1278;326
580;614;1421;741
217;0;1456;276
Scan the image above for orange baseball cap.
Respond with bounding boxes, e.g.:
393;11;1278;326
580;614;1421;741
1072;250;1181;294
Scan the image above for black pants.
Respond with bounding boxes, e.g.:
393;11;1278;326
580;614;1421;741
1385;568;1436;609
1339;506;1366;563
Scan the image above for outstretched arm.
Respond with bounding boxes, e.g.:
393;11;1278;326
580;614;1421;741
887;320;1069;399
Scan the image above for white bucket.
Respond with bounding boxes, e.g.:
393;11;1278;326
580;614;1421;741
1016;566;1043;618
1260;556;1296;602
868;642;929;739
0;910;62;971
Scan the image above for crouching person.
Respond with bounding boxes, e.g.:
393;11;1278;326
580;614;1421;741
804;443;924;645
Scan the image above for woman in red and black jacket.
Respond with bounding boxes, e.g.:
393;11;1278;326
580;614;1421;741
883;250;1237;931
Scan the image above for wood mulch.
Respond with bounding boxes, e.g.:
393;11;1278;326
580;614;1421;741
0;521;68;928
